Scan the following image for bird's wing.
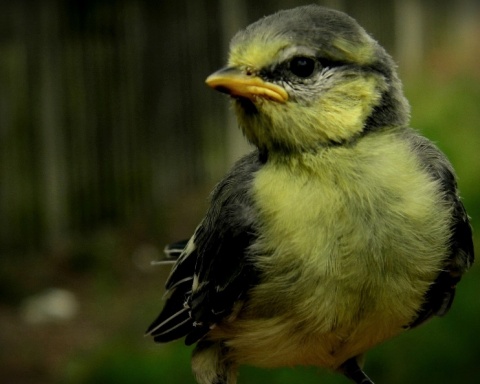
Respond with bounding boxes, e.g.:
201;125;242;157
164;239;189;259
146;151;263;344
405;130;474;327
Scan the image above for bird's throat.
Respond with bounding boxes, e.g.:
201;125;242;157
236;97;259;116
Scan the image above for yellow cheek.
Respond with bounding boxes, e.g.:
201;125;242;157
237;75;385;151
310;75;384;141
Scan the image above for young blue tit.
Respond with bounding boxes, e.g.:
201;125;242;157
146;5;474;384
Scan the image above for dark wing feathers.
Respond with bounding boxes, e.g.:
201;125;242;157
146;239;194;341
164;239;189;259
147;151;263;344
146;279;192;342
406;130;474;328
165;238;197;291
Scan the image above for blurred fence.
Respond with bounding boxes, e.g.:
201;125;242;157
0;0;228;252
0;0;478;253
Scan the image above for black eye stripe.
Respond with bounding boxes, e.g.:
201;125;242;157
259;57;349;82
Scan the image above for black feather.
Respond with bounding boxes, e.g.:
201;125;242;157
147;151;263;344
185;151;262;343
405;130;474;328
164;239;189;259
146;285;192;342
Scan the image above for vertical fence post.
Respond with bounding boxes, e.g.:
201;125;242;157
38;2;67;249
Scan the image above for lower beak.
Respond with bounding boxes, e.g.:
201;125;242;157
205;67;288;103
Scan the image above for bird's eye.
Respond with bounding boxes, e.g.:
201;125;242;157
288;57;317;78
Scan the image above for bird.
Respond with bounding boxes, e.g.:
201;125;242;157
146;5;474;384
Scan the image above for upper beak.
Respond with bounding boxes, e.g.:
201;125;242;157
205;67;288;103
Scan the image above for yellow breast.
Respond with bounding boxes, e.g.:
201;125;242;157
217;130;451;368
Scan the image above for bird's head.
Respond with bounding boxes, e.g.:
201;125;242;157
206;5;410;154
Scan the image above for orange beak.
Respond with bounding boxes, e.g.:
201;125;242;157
205;67;288;103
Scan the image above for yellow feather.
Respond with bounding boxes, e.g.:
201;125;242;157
228;38;289;70
207;129;451;371
234;74;386;151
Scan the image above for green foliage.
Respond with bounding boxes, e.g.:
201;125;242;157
62;342;194;384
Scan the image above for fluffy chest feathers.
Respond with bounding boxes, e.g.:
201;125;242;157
249;131;451;331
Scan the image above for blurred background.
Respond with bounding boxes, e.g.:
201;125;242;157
0;0;479;383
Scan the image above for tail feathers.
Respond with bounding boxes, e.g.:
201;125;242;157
147;306;188;335
146;286;193;343
146;284;193;343
152;308;192;343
